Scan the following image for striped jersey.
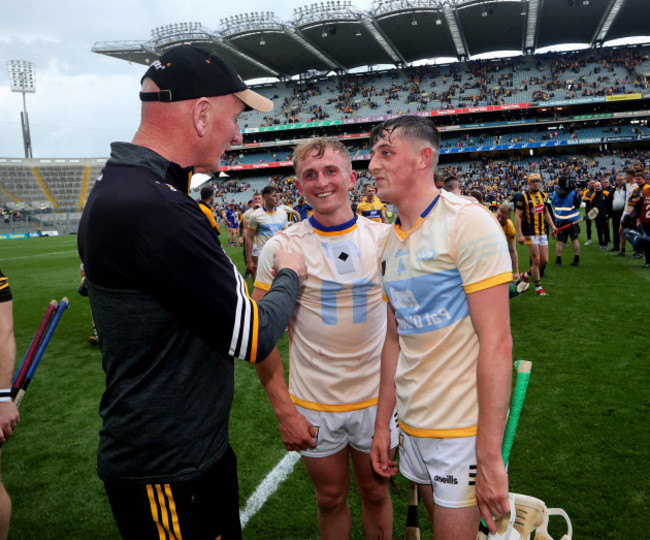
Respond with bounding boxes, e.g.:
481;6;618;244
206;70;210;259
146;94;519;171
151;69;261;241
255;215;389;411
514;189;550;235
380;191;512;438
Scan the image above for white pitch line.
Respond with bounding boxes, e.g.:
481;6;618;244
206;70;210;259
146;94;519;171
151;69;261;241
0;250;78;261
240;451;301;529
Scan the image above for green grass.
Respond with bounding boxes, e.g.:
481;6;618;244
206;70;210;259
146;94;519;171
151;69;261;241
0;227;647;538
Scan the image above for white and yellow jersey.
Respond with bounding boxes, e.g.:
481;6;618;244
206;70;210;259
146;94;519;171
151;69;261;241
380;191;511;438
256;215;389;412
248;205;294;252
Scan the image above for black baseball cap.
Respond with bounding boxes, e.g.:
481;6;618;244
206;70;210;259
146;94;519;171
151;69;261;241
139;44;273;113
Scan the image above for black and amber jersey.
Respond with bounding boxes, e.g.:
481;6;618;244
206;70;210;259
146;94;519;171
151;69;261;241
630;182;647;219
198;200;222;236
514;190;550;236
582;188;595;209
0;269;11;303
637;184;650;224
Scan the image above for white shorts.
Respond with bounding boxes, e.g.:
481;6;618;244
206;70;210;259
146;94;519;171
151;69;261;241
525;234;548;246
296;404;399;458
398;432;477;508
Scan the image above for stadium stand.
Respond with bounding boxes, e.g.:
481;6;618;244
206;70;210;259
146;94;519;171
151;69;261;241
3;1;650;231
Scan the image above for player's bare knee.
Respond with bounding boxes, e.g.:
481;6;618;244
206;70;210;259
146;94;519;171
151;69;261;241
356;477;389;507
315;488;348;512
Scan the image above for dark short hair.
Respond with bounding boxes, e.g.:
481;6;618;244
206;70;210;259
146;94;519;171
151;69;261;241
200;186;214;200
261;185;277;197
369;115;441;150
443;176;460;191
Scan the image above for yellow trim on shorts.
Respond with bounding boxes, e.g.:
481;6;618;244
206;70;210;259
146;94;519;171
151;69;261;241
399;419;477;438
291;395;378;412
463;272;512;294
146;483;182;540
253;280;272;292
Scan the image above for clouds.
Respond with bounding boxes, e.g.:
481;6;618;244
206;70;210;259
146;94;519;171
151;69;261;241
0;0;374;158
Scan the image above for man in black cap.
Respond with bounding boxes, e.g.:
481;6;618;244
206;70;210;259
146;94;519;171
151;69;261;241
78;45;306;540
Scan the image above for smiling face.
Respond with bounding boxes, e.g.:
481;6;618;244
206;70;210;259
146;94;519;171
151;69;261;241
295;147;356;225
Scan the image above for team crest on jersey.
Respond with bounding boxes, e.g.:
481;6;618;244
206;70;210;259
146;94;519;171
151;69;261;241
416;248;435;262
388;287;420;310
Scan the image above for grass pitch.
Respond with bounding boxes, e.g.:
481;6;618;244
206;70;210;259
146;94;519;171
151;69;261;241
0;227;647;539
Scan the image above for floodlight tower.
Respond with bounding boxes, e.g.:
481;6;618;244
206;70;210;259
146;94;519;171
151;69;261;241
6;60;35;158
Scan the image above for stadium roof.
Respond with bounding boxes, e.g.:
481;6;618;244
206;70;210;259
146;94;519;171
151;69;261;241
92;0;650;81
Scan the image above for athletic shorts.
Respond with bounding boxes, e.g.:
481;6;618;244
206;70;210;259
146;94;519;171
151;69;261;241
398;432;477;509
556;222;580;243
104;445;241;540
524;234;548;246
0;269;11;303
296;404;399;458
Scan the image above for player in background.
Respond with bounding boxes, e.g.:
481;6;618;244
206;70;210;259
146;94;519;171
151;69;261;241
634;169;650;268
293;196;313;222
253;138;397;539
581;178;596;246
245;185;301;280
198;186;222;236
494;202;520;280
222;204;240;247
239;193;263;278
0;269;19;540
515;173;557;296
356;183;389;223
367;116;513;540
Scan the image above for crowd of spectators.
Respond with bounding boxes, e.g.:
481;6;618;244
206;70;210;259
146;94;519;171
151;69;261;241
239;46;649;129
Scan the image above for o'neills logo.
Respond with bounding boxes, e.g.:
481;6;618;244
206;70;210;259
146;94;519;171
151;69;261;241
434;475;458;485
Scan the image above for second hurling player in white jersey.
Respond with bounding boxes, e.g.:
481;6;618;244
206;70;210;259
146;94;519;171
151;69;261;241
253;138;398;539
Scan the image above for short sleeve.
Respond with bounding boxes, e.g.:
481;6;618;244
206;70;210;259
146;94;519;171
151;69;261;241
254;235;282;292
452;205;513;294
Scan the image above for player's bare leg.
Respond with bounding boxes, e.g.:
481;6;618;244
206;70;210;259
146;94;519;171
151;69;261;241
303;449;351;540
433;503;480;540
527;244;541;282
418;482;435;521
350;446;393;539
0;455;10;540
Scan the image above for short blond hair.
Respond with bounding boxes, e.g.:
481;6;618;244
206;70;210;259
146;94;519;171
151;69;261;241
498;202;513;217
293;138;351;172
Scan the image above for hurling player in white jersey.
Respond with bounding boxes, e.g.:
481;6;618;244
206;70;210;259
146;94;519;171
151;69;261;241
253;138;398;539
368;116;513;540
245;185;300;280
